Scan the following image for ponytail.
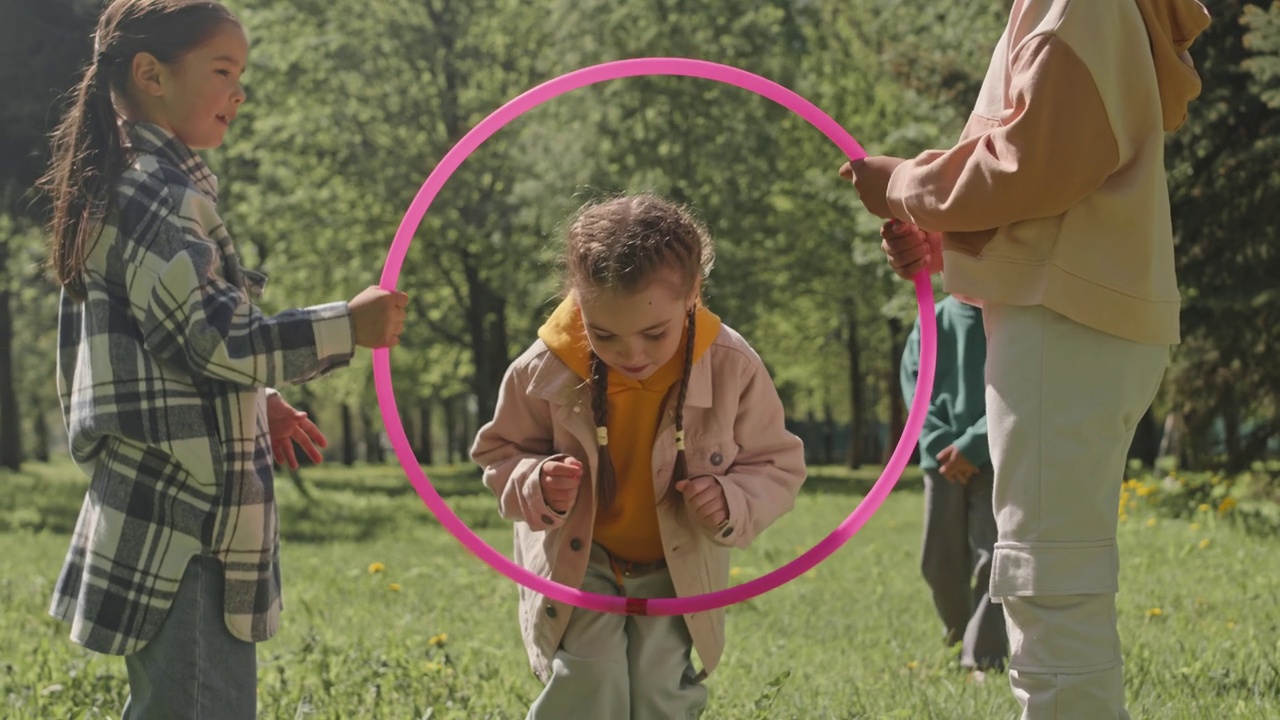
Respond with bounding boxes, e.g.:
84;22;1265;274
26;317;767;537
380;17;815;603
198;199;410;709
41;55;129;302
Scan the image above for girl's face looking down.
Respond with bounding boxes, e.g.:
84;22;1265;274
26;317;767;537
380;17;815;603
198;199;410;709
577;269;696;381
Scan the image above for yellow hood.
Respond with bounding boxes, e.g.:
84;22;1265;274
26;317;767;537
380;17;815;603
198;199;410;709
1133;0;1211;131
537;296;722;390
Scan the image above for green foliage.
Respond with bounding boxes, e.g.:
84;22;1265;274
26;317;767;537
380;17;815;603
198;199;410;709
1242;1;1280;108
1164;0;1280;471
0;0;1275;469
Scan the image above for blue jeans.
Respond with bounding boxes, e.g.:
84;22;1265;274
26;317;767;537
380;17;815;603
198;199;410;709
122;555;257;719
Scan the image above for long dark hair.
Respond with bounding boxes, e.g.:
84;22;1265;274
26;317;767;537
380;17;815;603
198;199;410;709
39;0;239;301
563;194;715;513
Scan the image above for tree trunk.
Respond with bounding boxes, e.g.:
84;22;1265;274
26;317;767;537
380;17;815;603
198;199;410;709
341;403;356;466
844;299;863;468
883;317;907;465
1127;407;1159;469
1222;393;1247;473
31;405;48;462
462;253;509;422
0;284;21;471
822;402;837;467
454;395;472;464
362;404;384;464
417;400;434;466
443;397;458;464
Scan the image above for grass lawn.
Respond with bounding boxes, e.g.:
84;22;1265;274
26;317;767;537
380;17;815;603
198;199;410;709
2;460;1278;718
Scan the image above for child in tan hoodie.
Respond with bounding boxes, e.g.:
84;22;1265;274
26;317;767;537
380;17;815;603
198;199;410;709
843;0;1210;717
472;194;805;719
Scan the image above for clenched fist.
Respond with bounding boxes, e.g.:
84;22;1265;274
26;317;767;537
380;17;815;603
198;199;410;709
349;286;409;348
880;220;943;279
540;457;583;513
675;475;728;530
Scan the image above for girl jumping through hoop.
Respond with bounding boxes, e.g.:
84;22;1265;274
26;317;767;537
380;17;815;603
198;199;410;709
472;193;806;719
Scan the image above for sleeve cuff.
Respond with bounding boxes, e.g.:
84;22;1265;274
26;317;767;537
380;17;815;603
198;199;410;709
886;162;920;227
520;454;573;530
708;475;745;547
311;301;356;361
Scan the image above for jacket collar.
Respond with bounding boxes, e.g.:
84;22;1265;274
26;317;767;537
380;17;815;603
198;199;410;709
124;121;219;203
526;343;713;409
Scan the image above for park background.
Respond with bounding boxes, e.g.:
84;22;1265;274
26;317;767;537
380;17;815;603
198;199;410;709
1;0;1278;717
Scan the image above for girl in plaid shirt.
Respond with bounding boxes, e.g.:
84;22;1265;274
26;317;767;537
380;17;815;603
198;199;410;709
39;1;407;716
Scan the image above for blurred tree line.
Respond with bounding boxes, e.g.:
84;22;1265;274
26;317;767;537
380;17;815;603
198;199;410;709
1;0;1276;474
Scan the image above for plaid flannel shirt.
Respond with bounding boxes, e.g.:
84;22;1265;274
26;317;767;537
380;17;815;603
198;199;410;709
50;121;355;655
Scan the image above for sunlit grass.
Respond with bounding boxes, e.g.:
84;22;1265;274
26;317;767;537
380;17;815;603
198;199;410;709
2;461;1279;718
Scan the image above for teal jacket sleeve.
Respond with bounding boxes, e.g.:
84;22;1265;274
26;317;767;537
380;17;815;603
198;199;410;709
900;321;956;464
952;415;990;468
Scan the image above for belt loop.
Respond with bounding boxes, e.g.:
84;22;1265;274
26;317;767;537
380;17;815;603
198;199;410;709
608;555;626;586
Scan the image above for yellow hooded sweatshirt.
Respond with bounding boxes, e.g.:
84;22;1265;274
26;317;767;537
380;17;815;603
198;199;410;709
537;296;722;563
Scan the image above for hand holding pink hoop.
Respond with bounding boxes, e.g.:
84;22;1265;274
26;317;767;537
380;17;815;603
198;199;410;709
374;57;937;616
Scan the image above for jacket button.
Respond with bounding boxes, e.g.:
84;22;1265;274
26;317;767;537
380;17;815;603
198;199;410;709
710;452;724;466
721;526;733;538
545;605;557;619
569;538;582;551
541;514;554;525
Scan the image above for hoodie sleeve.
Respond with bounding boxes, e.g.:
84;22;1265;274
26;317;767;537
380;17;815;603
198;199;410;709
471;360;572;531
900;321;958;462
885;34;1120;233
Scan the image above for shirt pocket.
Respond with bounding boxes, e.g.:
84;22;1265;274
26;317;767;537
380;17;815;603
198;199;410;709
685;435;740;477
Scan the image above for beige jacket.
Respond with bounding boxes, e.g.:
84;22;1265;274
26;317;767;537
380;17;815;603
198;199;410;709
472;324;806;682
886;0;1210;345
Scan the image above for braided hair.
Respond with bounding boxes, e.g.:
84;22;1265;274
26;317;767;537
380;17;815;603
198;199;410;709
564;194;715;512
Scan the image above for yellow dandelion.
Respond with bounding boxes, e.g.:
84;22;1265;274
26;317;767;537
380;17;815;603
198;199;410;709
1190;522;1200;532
388;582;402;592
907;660;919;670
1145;518;1157;528
1226;622;1236;630
729;567;743;579
1146;608;1163;618
429;633;448;646
1218;497;1237;514
1136;485;1156;497
1198;538;1211;549
368;562;386;574
1197;503;1210;513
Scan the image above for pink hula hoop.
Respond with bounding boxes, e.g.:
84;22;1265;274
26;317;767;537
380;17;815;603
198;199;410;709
374;57;937;615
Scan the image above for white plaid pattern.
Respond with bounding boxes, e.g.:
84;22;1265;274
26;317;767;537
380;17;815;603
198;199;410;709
50;121;355;654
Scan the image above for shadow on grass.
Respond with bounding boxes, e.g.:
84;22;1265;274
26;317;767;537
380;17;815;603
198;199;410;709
1;459;925;545
800;465;926;497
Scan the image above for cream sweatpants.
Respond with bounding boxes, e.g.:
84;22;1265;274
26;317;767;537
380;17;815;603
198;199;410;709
984;304;1167;719
526;544;707;720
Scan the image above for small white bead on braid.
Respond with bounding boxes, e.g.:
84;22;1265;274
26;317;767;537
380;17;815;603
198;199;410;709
596;426;609;447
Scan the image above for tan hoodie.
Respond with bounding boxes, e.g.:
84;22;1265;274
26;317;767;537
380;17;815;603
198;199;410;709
886;0;1210;345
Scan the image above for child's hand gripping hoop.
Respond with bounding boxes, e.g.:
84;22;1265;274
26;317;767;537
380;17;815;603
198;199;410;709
374;57;937;616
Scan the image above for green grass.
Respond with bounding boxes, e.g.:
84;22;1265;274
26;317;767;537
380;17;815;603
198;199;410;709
2;460;1279;718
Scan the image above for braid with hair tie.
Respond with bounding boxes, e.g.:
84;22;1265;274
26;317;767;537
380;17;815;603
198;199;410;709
590;352;618;512
663;306;698;505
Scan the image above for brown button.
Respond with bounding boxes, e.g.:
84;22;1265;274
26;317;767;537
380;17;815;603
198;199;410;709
569;538;583;551
721;526;733;538
545;605;557;619
541;514;554;525
710;452;724;466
